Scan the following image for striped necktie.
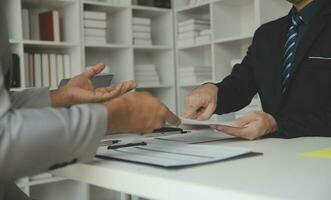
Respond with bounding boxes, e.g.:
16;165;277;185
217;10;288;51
282;13;304;94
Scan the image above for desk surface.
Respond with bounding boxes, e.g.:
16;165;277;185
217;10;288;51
53;130;331;200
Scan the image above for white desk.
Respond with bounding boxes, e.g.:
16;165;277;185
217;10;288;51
53;130;331;200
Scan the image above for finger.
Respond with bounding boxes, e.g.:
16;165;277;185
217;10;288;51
212;125;246;137
165;109;181;126
197;103;215;120
85;64;105;79
182;105;203;119
120;80;137;94
105;83;123;93
93;87;122;102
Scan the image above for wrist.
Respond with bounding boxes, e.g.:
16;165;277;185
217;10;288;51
267;114;278;133
50;88;71;107
50;89;62;107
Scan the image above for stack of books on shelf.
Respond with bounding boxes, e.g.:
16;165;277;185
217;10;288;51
178;19;211;47
22;9;62;41
24;53;71;89
183;0;211;7
84;11;107;44
133;17;153;46
135;64;161;86
179;66;212;85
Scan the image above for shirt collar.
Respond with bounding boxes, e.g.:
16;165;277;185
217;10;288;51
291;0;323;24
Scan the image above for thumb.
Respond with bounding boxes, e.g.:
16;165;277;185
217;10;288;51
85;64;105;79
197;103;215;120
232;114;255;127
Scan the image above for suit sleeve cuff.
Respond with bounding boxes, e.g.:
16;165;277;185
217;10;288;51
270;115;285;138
76;104;108;163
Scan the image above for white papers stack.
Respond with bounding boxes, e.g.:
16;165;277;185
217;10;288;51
133;17;153;46
178;19;211;47
84;11;107;44
179;66;212;85
135;64;161;86
236;95;262;118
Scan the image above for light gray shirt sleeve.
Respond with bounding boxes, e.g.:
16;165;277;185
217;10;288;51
9;88;52;108
0;64;108;181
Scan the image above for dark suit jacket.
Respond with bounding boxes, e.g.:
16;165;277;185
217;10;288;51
215;0;331;138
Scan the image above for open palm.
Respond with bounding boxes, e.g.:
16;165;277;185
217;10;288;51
51;64;137;107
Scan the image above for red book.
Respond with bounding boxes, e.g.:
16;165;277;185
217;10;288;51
39;10;61;41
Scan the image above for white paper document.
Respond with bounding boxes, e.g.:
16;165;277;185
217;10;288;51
155;131;232;144
180;117;239;127
96;142;251;168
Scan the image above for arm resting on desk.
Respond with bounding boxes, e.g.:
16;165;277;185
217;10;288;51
0;71;107;181
274;111;331;138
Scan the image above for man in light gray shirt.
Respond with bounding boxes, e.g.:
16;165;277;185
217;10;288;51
0;2;180;199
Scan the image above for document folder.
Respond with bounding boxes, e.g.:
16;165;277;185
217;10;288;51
96;141;253;168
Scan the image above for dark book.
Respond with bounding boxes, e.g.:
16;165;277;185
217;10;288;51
11;54;21;88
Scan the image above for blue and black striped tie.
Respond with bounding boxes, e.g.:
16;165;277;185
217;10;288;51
282;13;304;94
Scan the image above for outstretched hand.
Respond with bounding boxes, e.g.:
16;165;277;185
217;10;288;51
51;64;137;107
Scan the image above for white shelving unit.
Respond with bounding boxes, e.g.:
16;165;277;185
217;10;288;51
174;0;291;119
4;0;290;199
82;0;177;112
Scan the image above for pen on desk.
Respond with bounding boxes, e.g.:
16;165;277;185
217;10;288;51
108;142;147;150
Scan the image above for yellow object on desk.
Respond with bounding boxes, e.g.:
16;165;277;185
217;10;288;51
301;148;331;158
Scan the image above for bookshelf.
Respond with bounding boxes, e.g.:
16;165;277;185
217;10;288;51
174;0;291;120
5;0;290;199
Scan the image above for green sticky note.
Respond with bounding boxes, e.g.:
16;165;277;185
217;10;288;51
301;148;331;158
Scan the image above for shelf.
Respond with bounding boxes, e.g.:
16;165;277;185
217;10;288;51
9;39;20;44
28;177;67;187
137;84;173;89
9;87;26;92
134;45;172;50
132;5;171;13
214;35;253;44
85;43;130;49
176;1;211;12
22;0;77;9
177;42;212;50
23;40;78;48
83;0;129;10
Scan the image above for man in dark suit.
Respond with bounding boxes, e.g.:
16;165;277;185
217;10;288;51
184;0;331;140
